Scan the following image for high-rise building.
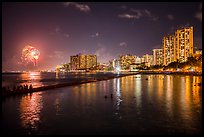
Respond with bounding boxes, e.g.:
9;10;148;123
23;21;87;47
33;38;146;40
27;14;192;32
70;54;97;70
174;26;194;63
79;54;86;69
141;54;153;67
163;35;175;66
70;55;80;69
162;26;194;65
86;55;97;69
153;49;163;66
119;54;136;70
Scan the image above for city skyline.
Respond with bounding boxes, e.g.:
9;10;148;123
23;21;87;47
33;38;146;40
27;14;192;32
2;2;202;71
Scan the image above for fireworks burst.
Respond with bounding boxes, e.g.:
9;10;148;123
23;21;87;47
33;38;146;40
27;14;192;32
21;45;40;66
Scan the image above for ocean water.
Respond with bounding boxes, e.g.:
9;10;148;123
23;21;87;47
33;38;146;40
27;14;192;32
1;74;202;135
2;72;118;88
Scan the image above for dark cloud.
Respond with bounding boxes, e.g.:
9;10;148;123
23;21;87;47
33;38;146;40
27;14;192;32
64;2;91;13
167;14;174;20
118;9;158;21
119;42;128;47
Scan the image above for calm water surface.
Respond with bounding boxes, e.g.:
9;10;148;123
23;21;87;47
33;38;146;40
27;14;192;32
2;72;118;88
1;74;202;135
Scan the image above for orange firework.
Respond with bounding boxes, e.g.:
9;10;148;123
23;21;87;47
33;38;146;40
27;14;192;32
22;45;40;66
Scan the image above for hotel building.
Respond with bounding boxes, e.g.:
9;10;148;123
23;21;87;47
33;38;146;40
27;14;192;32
153;49;163;66
174;26;194;63
163;26;194;65
119;54;136;70
141;54;153;67
70;54;97;70
163;35;175;66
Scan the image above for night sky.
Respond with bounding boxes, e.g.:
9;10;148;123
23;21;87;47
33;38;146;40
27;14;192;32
2;2;202;71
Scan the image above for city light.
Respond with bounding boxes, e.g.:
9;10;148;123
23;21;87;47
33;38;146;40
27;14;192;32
2;2;202;135
115;66;120;74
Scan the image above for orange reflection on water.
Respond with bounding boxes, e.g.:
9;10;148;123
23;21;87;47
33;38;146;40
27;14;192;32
192;77;202;92
175;75;202;126
79;82;97;104
192;76;202;108
165;75;173;116
19;92;43;130
157;75;164;99
184;76;191;111
20;72;42;88
180;76;185;107
147;75;153;96
20;72;41;81
86;83;97;97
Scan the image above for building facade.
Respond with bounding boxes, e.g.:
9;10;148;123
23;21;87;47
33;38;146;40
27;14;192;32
174;26;194;63
119;55;136;70
153;49;163;66
162;26;194;65
70;54;97;70
141;54;153;67
70;55;80;69
86;55;97;69
163;35;176;66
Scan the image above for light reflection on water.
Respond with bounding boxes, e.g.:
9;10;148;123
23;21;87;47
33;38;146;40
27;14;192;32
20;72;43;88
1;74;202;135
116;78;122;110
54;97;62;116
19;92;43;131
157;75;164;102
192;77;202;110
166;75;173;117
134;75;142;108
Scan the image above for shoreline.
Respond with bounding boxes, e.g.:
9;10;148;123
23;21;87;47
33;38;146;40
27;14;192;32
1;71;202;99
1;72;139;99
139;71;202;76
